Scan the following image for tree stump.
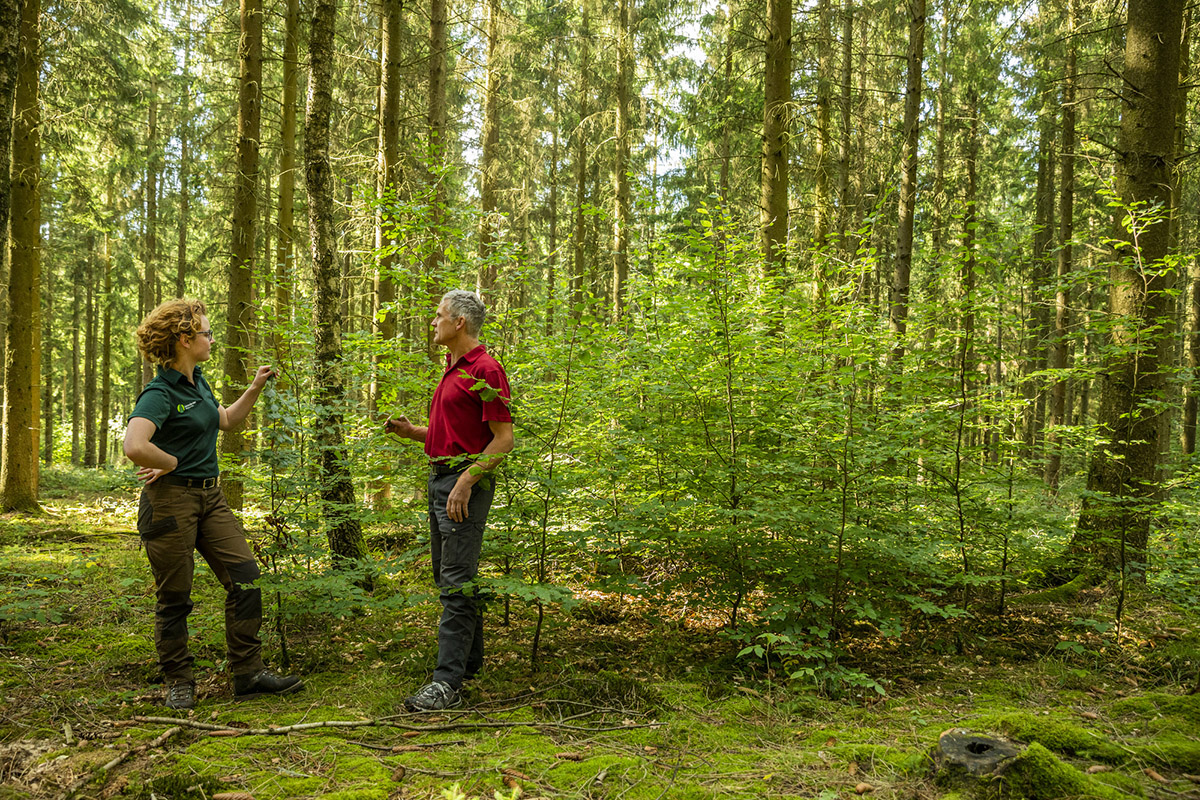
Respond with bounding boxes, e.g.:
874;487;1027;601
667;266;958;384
933;728;1023;780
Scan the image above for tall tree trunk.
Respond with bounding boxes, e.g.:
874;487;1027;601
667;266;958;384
1;0;41;511
546;41;559;335
0;0;17;289
612;0;631;321
570;3;590;316
720;0;733;203
1177;11;1196;454
1025;105;1055;459
41;259;52;465
425;0;448;332
176;0;192;298
759;0;791;276
71;258;81;464
99;181;113;468
84;235;97;466
223;0;263;510
371;0;401;508
889;0;925;369
1045;0;1077;491
813;0;832;256
478;0;501;294
274;0;299;369
836;0;852;253
1073;0;1185;571
142;92;158;387
307;0;368;564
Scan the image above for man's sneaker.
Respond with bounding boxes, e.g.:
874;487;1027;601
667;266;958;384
404;680;461;712
165;682;195;710
233;669;304;698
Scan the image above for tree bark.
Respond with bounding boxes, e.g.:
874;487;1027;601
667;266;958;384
1045;0;1077;491
889;0;925;368
2;0;41;511
759;0;791;276
1073;0;1185;571
223;0;263;511
99;183;113;468
1176;11;1196;454
84;234;97;466
571;2;590;316
612;0;631;321
71;257;82;464
478;0;501;294
142;92;158;387
425;0;448;333
1025;104;1055;459
307;0;368;564
176;0;192;299
274;0;299;370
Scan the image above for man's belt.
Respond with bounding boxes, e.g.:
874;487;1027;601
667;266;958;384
430;460;470;476
158;474;219;489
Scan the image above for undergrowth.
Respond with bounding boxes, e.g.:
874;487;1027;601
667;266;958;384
0;477;1197;799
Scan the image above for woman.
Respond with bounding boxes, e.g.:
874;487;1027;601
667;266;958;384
123;298;302;710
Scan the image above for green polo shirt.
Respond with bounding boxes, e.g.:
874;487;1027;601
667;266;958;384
128;366;222;479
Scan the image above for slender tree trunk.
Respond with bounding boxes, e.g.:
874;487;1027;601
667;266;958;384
759;0;791;276
612;0;632;321
720;0;733;203
223;0;262;510
1074;0;1185;571
99;185;113;468
1;0;41;511
274;0;299;370
425;0;448;331
571;3;590;316
1176;11;1196;454
307;0;368;564
836;0;852;254
813;0;832;257
1045;0;1077;491
0;0;17;289
71;258;81;464
889;0;925;368
142;92;158;387
478;0;501;294
41;261;52;465
84;235;97;466
546;41;559;335
176;0;192;299
1026;105;1055;459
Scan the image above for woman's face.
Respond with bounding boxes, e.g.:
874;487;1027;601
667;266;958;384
181;314;214;363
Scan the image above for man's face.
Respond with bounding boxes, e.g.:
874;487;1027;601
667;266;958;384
431;302;460;346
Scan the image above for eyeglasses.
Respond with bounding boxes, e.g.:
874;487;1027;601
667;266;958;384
196;330;214;341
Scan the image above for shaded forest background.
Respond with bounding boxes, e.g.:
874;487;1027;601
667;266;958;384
2;0;1200;691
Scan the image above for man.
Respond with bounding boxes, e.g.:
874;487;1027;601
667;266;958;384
386;290;514;712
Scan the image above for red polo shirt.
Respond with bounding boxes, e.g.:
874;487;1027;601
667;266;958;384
425;345;512;459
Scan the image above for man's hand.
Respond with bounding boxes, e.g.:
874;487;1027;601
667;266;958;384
446;470;477;522
385;416;415;438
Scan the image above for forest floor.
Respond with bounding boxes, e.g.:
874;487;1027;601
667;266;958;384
1;468;1199;800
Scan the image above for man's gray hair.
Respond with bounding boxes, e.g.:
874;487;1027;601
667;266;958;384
442;290;486;336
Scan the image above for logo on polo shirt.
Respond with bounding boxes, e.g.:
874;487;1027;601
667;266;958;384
176;401;198;413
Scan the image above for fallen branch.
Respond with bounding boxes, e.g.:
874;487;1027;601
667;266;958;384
57;726;182;800
134;714;662;736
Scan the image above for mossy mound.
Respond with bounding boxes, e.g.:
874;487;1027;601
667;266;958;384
979;713;1127;763
1010;574;1091;605
993;742;1130;800
1110;692;1200;721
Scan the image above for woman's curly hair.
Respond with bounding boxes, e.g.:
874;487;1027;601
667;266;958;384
135;299;208;366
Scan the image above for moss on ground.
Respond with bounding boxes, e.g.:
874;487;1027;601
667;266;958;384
977;712;1128;763
993;742;1128;800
